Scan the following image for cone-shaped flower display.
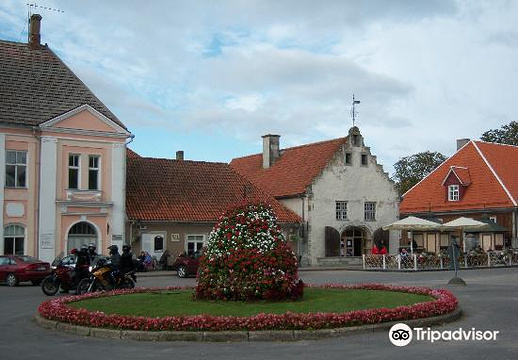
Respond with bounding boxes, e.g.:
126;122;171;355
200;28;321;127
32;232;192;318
196;203;303;301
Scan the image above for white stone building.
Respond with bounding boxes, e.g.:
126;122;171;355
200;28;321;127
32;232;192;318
231;126;399;266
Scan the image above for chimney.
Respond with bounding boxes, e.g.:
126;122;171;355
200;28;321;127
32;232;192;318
28;14;42;50
456;138;470;151
176;150;184;161
262;134;280;169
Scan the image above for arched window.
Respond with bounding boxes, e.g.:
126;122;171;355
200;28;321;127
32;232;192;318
67;222;97;251
4;225;25;255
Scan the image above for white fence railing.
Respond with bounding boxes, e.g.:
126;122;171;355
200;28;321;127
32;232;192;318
363;250;518;271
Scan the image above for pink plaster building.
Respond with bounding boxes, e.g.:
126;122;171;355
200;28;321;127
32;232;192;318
0;15;132;262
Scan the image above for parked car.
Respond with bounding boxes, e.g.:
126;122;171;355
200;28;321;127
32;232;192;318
0;255;51;286
171;252;201;278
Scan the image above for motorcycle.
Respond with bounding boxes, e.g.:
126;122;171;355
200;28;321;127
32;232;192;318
76;257;136;295
41;253;88;296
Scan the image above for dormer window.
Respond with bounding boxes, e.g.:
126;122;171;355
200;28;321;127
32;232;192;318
448;185;459;201
442;166;471;202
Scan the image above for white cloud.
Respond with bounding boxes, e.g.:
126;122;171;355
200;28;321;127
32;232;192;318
0;0;517;173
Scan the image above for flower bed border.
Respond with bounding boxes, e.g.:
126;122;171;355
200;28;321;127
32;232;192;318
36;284;460;341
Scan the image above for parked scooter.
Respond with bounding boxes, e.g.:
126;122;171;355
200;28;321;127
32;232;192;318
76;257;136;295
41;252;88;296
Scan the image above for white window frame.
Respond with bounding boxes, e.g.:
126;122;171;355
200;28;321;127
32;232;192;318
448;184;460;201
185;234;205;256
88;155;101;190
335;201;348;221
364;202;376;221
4;224;25;255
68;154;80;189
153;234;164;253
5;150;27;188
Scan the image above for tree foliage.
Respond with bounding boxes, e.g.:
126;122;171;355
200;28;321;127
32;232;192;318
392;151;447;196
480;121;518;145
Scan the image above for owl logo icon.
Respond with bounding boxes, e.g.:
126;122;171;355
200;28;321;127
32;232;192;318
389;323;413;346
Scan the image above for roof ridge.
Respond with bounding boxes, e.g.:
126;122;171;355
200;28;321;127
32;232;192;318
472;141;517;206
475;140;518;149
232;136;346;160
133;156;228;165
0;39;29;46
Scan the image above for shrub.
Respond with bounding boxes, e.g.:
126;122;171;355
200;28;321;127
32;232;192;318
195;202;303;301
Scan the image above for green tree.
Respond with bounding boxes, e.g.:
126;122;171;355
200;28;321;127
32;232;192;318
481;121;518;145
392;151;447;196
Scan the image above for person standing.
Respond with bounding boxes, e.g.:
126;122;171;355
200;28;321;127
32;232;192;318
121;244;135;274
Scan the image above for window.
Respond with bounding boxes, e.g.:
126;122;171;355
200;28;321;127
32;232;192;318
448;185;459;201
345;152;352;165
352;135;360;146
364;202;376;221
4;225;25;255
88;156;100;190
335;201;348;221
361;154;368;166
68;154;80;189
186;235;205;256
5;150;27;188
154;235;164;252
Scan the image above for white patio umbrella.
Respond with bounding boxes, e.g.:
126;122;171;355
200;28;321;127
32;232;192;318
442;217;489;252
382;216;442;253
441;217;488;230
441;217;486;286
382;216;442;231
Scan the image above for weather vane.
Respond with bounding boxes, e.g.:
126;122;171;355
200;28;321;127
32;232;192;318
351;94;361;127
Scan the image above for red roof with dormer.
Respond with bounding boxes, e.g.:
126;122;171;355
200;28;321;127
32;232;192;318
400;141;518;214
230;137;346;198
441;166;472;186
126;154;301;223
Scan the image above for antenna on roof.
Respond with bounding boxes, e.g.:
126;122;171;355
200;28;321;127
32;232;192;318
350;94;361;127
26;2;64;37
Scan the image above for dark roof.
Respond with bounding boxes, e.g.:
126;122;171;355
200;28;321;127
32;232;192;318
0;40;126;129
126;155;301;224
230;137;346;198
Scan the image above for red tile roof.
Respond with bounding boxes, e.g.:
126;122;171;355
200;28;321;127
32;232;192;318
126;156;301;223
230;137;346;197
401;141;518;214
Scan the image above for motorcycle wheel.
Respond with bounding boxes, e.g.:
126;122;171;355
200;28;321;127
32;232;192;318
76;278;97;295
41;276;60;296
119;278;135;290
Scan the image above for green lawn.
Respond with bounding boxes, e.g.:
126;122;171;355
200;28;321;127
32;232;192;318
69;288;433;317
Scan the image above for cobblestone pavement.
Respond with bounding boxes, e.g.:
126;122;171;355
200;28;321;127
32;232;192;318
1;268;517;360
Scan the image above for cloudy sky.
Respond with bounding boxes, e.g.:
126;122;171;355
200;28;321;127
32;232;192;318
1;0;517;175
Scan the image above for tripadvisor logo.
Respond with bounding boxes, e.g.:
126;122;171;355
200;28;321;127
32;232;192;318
389;323;413;347
389;323;499;346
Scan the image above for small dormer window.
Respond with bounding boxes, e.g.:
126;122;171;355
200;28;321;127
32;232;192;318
448;185;459;201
